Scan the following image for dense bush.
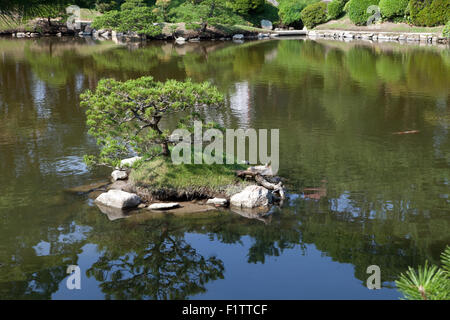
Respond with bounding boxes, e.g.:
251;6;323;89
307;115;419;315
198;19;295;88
169;0;246;30
230;0;265;14
327;0;347;20
347;0;380;25
278;0;320;27
91;9;121;29
379;0;408;19
444;21;450;37
92;0;162;36
409;0;450;27
243;2;280;26
301;2;328;28
95;0;124;12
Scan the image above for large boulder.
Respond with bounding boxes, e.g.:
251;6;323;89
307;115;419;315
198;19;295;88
111;170;128;181
230;185;273;208
95;190;141;209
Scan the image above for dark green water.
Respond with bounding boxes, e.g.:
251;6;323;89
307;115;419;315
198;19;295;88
0;37;449;299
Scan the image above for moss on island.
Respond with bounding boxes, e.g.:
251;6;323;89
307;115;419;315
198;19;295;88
129;156;250;201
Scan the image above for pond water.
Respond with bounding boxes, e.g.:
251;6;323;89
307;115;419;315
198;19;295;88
0;37;449;300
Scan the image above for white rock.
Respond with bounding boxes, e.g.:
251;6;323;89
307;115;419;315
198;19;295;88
233;34;244;40
111;170;128;181
120;156;142;168
175;37;186;44
148;203;180;210
16;32;26;38
95;190;141;209
261;20;273;30
248;164;274;176
230;185;273;208
206;198;228;206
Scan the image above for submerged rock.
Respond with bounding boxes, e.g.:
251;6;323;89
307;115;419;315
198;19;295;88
111;170;128;181
95;190;141;209
230;185;273;208
230;206;272;224
96;203;130;221
206;198;228;206
148;202;180;210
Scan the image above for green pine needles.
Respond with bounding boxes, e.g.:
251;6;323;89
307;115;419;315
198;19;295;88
80;76;225;168
396;246;450;300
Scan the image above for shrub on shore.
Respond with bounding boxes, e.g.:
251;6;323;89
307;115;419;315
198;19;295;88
327;0;347;20
278;0;320;27
379;0;409;20
169;0;246;31
347;0;380;25
409;0;450;27
443;20;450;37
301;2;328;28
92;0;162;35
231;0;265;15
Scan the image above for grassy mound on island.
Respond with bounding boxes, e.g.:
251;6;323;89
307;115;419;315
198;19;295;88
129;156;250;201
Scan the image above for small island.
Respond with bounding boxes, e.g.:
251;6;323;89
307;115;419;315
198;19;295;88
79;76;286;219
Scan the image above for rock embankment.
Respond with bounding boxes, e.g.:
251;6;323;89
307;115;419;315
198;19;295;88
72;156;286;221
308;30;449;45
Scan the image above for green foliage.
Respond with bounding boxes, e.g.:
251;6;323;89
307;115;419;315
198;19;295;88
443;20;450;37
409;0;450;27
230;0;265;14
92;0;161;36
95;0;124;12
117;6;161;35
169;0;246;30
91;9;121;29
396;246;450;300
81;76;224;167
243;2;280;26
347;0;380;25
278;0;320;27
327;0;347;20
301;2;328;28
379;0;408;19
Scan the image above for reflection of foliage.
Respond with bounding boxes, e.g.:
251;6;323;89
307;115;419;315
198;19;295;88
375;54;404;83
85;219;224;299
92;45;164;72
396;247;450;300
24;46;76;87
346;47;379;87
